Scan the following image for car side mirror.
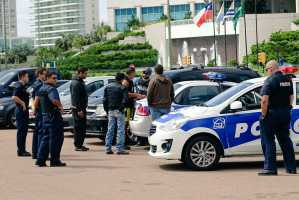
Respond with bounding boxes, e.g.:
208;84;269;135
8;82;17;89
230;101;243;112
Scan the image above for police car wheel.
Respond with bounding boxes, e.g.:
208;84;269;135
183;136;221;170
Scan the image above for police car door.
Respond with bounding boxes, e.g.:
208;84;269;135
224;87;262;155
290;80;299;152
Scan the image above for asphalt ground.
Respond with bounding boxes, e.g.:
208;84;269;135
1;129;299;200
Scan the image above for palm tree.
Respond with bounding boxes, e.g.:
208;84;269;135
55;34;74;51
94;22;112;42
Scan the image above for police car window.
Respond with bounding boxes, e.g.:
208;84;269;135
296;83;299;105
86;80;104;95
187;86;220;105
205;82;253;107
174;89;187;105
0;71;16;85
90;86;106;98
174;83;183;91
237;87;262;110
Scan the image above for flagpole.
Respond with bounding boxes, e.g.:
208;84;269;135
224;1;227;67
212;0;217;66
233;0;238;66
255;0;259;68
243;2;249;67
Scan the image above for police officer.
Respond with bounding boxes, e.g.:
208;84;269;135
259;60;297;176
70;67;89;151
12;71;31;157
135;68;152;95
31;68;47;159
35;72;66;167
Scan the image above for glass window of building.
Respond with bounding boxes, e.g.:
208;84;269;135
170;4;190;20
142;6;163;23
115;8;137;31
195;3;206;14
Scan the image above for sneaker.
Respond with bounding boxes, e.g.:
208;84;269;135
286;170;297;174
258;170;277;176
75;146;90;151
106;151;114;155
117;151;130;155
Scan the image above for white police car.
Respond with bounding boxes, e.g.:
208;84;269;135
148;76;299;170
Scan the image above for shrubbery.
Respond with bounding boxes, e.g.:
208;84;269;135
247;30;299;65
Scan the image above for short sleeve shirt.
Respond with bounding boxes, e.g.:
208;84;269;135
32;79;43;100
47;86;60;103
261;71;293;109
13;81;29;108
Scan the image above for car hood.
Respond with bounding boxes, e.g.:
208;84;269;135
0;97;14;105
154;106;215;125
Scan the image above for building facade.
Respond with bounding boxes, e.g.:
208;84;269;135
0;0;17;50
33;0;99;47
108;0;299;67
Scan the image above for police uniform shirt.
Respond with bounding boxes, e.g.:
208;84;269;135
261;71;293;109
13;81;29;109
38;84;61;104
32;79;43;100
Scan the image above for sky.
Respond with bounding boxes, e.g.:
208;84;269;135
16;0;108;37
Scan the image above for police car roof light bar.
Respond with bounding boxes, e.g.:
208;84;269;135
204;72;226;82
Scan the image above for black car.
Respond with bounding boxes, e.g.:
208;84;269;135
164;66;260;84
0;68;36;98
0;97;16;127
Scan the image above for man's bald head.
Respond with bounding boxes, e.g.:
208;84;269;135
265;60;279;75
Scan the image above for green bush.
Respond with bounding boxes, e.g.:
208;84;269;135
247;30;299;65
59;69;72;79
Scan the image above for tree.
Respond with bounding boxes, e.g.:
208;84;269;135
127;16;143;31
72;35;86;51
94;22;112;42
35;47;63;67
55;34;74;51
6;45;34;64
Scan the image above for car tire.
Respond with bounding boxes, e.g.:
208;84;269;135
183;135;221;170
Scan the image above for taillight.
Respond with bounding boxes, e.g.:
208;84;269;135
136;105;150;116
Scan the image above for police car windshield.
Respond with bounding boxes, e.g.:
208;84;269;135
204;82;253;107
57;81;71;94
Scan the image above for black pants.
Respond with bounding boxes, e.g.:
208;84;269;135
16;107;29;154
32;113;43;158
72;109;87;148
260;108;296;172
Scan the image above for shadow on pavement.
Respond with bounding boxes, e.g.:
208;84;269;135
160;160;299;172
67;165;127;170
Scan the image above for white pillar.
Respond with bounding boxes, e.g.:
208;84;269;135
107;7;116;31
190;1;196;17
163;4;168;16
136;6;142;21
296;0;299;13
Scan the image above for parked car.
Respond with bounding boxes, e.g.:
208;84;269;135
0;97;17;127
0;68;36;98
163;66;260;84
130;80;236;139
148;76;299;170
59;77;114;130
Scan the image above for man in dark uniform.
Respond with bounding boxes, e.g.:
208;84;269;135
31;68;47;159
70;67;89;151
259;60;297;176
12;71;30;157
135;68;152;95
35;72;66;167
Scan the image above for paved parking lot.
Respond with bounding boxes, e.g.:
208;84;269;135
1;129;299;200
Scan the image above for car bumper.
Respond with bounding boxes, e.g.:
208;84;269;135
129;115;152;138
148;129;184;160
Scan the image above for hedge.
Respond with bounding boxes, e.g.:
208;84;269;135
84;43;152;55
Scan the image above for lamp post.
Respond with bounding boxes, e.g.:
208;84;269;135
166;0;172;69
2;0;8;69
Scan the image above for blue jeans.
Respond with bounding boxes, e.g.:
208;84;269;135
260;108;296;172
105;110;125;152
149;107;171;121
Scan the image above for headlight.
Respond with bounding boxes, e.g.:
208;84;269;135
95;104;106;117
159;118;187;131
0;105;4;111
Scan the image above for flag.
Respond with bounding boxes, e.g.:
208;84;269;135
216;3;225;24
223;1;235;22
193;2;213;28
233;2;245;31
